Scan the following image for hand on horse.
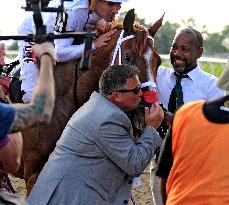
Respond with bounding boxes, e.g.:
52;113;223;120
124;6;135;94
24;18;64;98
0;42;5;66
144;102;164;129
32;42;56;67
93;29;117;49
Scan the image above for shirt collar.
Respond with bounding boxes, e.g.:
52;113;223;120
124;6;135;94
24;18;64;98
170;64;201;82
186;64;201;81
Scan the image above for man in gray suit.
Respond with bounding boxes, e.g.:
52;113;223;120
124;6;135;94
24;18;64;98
28;64;164;205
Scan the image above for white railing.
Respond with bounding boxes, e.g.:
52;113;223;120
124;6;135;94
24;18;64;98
5;51;229;76
161;54;228;77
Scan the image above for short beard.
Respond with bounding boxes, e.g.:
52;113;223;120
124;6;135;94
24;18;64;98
173;65;186;73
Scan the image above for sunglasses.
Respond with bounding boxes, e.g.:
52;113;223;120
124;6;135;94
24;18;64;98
116;85;142;95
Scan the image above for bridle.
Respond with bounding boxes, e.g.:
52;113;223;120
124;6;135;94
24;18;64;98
111;29;158;104
111;30;154;66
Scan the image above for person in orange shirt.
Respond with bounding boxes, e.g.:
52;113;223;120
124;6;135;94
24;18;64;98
155;63;229;205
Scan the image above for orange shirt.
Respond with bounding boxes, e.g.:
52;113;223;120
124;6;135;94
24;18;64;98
166;101;229;205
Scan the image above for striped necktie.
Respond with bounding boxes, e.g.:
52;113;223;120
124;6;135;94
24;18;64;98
168;72;189;113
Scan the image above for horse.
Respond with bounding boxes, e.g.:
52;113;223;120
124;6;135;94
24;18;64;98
4;9;163;195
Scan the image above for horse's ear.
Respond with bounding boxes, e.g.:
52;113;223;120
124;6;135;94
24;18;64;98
148;12;165;38
123;9;135;36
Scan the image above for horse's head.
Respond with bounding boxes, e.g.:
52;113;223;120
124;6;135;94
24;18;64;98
110;9;163;85
77;9;163;108
96;9;164;138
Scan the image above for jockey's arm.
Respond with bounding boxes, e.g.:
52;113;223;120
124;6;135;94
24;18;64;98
54;8;88;62
8;42;56;133
55;38;85;62
54;29;117;62
54;9;116;62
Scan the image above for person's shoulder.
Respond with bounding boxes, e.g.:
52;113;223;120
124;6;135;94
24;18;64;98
175;101;204;121
189;67;219;87
181;100;204;110
17;15;33;34
92;93;130;123
66;8;88;17
66;8;88;25
196;67;218;80
178;100;204;114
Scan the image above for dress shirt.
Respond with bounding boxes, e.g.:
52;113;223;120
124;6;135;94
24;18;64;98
156;65;225;110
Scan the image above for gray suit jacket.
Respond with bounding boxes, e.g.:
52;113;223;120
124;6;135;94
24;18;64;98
28;92;162;205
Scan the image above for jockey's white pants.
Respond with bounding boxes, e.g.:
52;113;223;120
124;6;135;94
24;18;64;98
18;41;38;103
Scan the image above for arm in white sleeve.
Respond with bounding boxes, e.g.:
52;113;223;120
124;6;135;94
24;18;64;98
55;38;85;62
54;8;88;62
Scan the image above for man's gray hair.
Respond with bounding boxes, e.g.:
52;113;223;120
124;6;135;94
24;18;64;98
99;64;140;97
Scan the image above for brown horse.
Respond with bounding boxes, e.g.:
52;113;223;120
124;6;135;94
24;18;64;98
20;9;163;194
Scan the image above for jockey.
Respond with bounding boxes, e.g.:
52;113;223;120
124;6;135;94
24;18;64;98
18;0;128;103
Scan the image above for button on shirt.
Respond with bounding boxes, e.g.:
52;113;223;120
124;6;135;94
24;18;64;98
156;65;225;110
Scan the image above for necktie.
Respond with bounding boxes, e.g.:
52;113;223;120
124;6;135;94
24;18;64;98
168;72;188;113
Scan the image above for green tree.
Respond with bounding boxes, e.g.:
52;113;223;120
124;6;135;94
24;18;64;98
154;21;179;54
117;11;229;56
118;12;179;54
204;32;229;56
7;41;18;50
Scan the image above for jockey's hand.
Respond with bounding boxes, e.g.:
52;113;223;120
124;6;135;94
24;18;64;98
164;111;173;126
93;29;117;49
0;43;5;66
32;42;56;66
145;102;164;129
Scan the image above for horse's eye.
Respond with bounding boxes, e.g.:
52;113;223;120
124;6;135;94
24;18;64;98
124;53;132;63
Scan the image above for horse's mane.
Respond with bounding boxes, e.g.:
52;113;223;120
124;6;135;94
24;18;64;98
95;20;149;55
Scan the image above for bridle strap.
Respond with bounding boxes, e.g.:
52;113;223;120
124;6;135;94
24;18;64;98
111;30;154;66
147;35;154;42
111;30;134;65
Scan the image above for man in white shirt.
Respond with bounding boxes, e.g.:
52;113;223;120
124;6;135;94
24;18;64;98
18;0;128;102
156;27;224;113
152;27;225;205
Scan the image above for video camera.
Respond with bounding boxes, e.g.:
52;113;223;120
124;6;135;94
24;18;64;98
0;0;95;70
